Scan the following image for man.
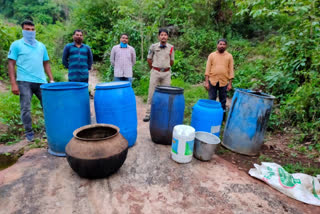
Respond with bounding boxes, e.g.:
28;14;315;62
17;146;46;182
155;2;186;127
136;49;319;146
110;34;136;83
8;20;54;142
143;28;174;122
62;30;93;82
204;39;234;111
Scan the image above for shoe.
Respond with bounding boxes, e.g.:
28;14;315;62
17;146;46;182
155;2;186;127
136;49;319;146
89;92;94;99
143;115;150;122
26;132;34;142
42;132;47;139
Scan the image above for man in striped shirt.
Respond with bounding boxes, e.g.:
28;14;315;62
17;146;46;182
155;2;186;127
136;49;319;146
62;30;93;82
110;34;136;83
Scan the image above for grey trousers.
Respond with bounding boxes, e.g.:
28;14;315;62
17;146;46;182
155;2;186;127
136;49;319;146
17;81;43;134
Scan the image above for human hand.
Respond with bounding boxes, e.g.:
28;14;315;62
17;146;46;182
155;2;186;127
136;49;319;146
227;83;232;91
11;83;20;95
204;81;209;91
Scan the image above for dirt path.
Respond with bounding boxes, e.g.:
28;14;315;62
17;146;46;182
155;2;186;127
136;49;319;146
0;75;320;213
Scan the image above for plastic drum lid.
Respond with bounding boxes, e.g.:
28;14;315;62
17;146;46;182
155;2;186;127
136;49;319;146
40;82;88;90
173;125;195;139
155;86;184;94
96;81;131;89
197;99;221;108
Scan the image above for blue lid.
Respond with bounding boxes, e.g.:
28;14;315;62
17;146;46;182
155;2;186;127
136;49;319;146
95;81;131;89
40;82;88;90
196;99;222;108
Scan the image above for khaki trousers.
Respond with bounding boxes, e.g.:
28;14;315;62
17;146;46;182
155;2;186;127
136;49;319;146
146;69;171;115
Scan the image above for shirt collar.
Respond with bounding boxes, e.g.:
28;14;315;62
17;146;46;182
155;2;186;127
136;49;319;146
22;38;38;47
158;42;167;48
72;42;83;47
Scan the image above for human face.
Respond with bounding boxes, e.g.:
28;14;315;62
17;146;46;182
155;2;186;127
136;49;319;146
158;32;168;44
22;25;35;31
217;41;227;53
120;35;129;44
73;31;83;44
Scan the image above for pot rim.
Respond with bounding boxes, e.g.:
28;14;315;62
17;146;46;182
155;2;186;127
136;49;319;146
73;124;120;141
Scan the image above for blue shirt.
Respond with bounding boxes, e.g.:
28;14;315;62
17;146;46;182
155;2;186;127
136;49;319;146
8;39;49;83
62;43;93;82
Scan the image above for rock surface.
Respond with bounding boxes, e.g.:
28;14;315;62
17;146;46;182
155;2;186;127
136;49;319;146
0;97;319;214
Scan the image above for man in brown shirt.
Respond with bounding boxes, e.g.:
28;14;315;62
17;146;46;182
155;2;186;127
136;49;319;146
143;28;174;122
204;39;234;110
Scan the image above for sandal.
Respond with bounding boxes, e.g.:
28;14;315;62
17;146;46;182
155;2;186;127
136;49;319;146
143;115;150;122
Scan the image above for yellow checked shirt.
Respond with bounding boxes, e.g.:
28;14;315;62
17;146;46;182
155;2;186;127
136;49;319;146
205;51;234;87
147;42;174;68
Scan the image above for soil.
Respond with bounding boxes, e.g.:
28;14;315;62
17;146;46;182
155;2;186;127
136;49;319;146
0;80;8;92
217;133;320;175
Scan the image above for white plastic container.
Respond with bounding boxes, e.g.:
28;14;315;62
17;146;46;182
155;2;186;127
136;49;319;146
171;125;196;163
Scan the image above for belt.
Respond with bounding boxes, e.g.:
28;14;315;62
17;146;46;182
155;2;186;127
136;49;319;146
152;67;170;72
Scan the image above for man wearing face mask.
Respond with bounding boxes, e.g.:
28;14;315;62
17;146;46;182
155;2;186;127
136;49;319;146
204;39;234;111
110;34;136;83
143;28;174;122
62;30;93;82
8;20;54;142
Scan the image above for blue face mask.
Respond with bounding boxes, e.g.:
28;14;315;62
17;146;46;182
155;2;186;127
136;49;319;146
22;30;36;46
120;42;127;48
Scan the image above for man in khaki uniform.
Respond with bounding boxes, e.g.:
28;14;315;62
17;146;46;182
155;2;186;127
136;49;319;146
143;28;174;122
204;38;234;111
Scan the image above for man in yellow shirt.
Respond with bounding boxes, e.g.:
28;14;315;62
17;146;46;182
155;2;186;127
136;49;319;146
204;39;234;110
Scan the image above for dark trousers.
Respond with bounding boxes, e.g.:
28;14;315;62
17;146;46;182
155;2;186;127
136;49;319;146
17;81;43;134
208;81;227;110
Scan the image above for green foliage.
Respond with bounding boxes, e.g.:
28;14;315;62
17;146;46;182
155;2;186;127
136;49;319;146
235;0;320;143
0;92;44;144
133;78;149;102
0;0;70;24
258;154;273;162
171;50;203;84
28;138;46;149
283;163;320;177
0;21;20;79
171;79;207;124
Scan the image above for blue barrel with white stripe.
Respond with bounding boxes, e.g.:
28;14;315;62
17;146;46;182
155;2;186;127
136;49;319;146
190;99;224;137
41;82;91;156
94;81;137;147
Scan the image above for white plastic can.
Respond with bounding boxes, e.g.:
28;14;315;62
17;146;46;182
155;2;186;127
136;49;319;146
171;125;196;163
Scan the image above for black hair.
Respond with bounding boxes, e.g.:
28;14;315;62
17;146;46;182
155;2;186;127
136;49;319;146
21;20;34;28
217;38;227;45
158;28;169;36
120;33;129;38
73;29;83;35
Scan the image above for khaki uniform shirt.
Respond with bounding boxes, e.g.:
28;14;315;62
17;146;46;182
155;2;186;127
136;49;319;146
205;51;234;87
147;42;174;68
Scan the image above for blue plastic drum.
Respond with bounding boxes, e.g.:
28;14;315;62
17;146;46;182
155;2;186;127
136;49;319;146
191;99;224;137
41;82;91;156
223;89;275;155
94;81;137;147
150;86;185;145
